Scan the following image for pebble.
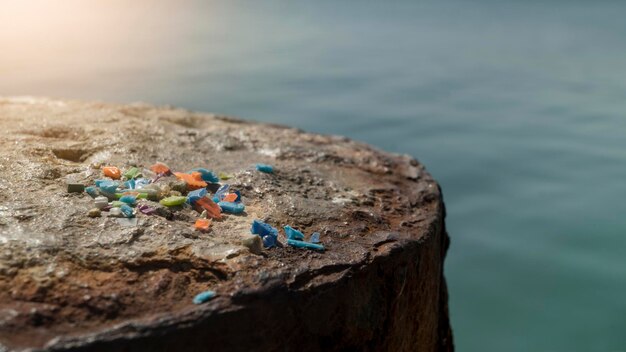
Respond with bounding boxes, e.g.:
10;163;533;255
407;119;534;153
87;208;101;218
241;234;263;255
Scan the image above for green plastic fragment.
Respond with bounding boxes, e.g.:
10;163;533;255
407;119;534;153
123;167;140;180
115;191;154;199
67;183;85;193
111;201;124;207
218;172;232;180
160;196;187;207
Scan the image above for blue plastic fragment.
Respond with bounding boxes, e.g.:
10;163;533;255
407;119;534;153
251;220;278;237
85;186;99;198
186;188;207;204
193;290;216;304
255;164;274;173
263;235;277;248
310;232;321;243
119;195;137;206
214;184;229;201
287;239;325;251
124;179;136;190
134;178;151;189
189;168;220;183
218;201;245;214
251;220;278;248
234;190;242;202
284;225;305;241
119;204;135;218
97;180;119;194
212;196;219;203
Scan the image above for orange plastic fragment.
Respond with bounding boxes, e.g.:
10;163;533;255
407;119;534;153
174;172;207;190
194;218;212;232
150;162;171;175
103;166;121;179
193;197;222;219
223;193;238;202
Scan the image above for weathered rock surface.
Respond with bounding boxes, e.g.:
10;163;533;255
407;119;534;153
0;97;453;351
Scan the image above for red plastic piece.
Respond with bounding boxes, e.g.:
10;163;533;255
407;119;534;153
222;193;238;202
103;166;121;179
150;162;171;175
193;197;222;219
194;218;212;232
174;172;207;190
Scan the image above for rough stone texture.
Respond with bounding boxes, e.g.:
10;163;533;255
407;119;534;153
0;97;453;351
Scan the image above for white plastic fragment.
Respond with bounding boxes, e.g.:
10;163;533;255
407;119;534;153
94;196;108;209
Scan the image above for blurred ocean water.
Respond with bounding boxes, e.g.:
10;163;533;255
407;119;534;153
2;1;626;350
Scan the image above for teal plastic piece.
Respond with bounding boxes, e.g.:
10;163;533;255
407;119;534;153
189;168;219;183
124;179;136;189
284;225;305;241
193;290;216;304
287;239;324;251
119;195;137;206
120;204;135;218
255;164;274;173
94;179;109;187
85;186;98;198
98;180;119;194
218;201;245;214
